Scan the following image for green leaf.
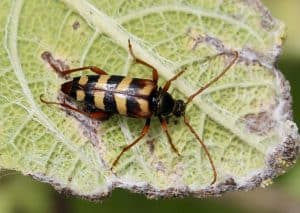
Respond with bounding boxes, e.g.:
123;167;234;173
0;0;299;199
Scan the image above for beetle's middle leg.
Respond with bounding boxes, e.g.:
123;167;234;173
128;40;158;83
111;118;151;169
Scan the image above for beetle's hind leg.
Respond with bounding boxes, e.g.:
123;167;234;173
128;39;158;83
58;66;108;77
40;95;111;120
111;118;151;169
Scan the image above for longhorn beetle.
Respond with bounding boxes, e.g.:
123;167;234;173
40;40;238;185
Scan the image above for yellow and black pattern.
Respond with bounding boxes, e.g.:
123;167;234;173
68;75;157;118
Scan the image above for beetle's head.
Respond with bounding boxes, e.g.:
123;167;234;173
173;99;185;117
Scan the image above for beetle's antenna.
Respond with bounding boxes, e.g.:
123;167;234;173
183;51;239;185
185;51;238;105
183;115;217;184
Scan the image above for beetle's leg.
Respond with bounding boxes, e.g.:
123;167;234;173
87;110;111;120
162;67;187;92
159;116;180;156
128;39;158;83
59;66;108;76
111;118;151;169
40;95;111;120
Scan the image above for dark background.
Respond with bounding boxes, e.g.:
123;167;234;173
0;1;299;213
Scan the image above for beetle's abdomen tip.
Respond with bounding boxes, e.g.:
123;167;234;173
61;81;72;95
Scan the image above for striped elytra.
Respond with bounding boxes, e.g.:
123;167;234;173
63;75;157;118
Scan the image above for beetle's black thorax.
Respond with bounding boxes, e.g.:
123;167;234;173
151;88;175;117
151;88;186;118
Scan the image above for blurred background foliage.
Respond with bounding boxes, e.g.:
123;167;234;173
0;0;299;212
